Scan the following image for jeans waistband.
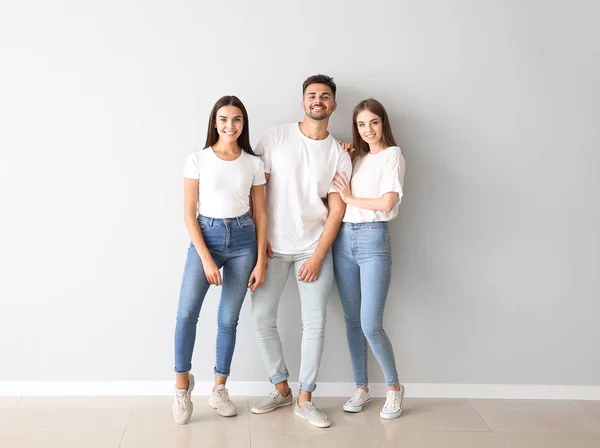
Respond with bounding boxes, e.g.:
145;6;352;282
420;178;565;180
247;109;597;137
342;221;388;230
198;212;252;227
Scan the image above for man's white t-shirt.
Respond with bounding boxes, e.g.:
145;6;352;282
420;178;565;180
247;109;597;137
183;148;266;219
343;146;406;223
254;123;352;254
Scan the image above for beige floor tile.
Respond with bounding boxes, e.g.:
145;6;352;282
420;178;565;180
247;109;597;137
469;399;582;412
14;396;135;408
367;398;491;432
0;406;131;432
126;395;249;431
0;431;123;448
498;432;600;448
373;431;504;448
0;397;21;430
0;398;21;409
576;401;600;413
120;429;250;448
469;399;599;432
249;397;373;431
250;430;378;448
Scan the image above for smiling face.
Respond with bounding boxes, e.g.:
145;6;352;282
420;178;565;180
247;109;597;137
301;83;337;121
214;105;244;143
356;109;383;147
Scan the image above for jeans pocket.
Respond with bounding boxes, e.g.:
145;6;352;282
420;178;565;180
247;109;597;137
240;221;256;233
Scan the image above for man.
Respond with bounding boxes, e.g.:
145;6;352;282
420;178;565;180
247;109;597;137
250;75;352;428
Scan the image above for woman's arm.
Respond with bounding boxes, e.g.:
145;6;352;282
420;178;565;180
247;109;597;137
183;178;222;285
248;184;267;291
332;172;399;213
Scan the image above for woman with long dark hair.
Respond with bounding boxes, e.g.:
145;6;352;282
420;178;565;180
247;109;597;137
333;99;406;419
173;95;267;424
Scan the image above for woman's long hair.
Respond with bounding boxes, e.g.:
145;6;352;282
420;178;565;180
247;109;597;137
204;95;255;155
351;99;397;161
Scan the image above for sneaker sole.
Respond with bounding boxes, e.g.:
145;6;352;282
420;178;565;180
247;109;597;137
380;408;403;419
343;398;372;413
251;400;292;414
294;408;332;428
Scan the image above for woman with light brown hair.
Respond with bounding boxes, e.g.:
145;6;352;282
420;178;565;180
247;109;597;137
333;99;407;419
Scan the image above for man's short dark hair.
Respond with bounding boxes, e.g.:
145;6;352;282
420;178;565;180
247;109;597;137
302;74;337;98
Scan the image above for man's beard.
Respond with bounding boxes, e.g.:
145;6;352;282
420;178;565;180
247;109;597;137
306;107;331;121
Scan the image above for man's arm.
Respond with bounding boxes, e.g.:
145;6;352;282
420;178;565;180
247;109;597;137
297;192;346;282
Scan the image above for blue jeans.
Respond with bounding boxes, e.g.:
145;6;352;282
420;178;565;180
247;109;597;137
332;222;399;387
174;212;257;377
251;251;334;392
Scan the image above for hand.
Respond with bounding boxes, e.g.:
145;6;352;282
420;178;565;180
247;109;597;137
333;172;352;203
265;240;274;268
202;256;222;286
248;259;266;292
338;141;355;153
297;255;323;282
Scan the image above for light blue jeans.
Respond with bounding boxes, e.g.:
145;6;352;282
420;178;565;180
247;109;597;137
332;222;399;387
251;251;334;392
174;212;257;377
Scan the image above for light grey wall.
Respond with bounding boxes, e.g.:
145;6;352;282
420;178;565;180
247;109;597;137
1;0;598;386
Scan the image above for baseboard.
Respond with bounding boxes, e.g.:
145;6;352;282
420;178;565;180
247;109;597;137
1;381;599;400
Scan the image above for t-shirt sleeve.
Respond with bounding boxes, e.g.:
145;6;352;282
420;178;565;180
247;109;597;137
253;158;266;186
381;148;406;200
182;152;200;179
328;150;353;194
254;129;273;173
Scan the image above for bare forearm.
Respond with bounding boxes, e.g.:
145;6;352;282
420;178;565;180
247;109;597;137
313;208;345;261
345;194;397;212
254;212;268;263
184;216;211;261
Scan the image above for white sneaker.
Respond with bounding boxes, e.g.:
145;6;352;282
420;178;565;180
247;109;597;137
208;384;237;417
172;374;195;425
380;384;405;419
343;389;372;412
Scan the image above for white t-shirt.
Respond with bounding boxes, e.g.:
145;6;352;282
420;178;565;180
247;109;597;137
183;148;266;218
254;123;352;254
343;146;405;223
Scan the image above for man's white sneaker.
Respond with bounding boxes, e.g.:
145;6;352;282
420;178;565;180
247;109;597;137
208;384;237;417
172;374;195;425
380;384;405;420
343;389;372;412
294;401;331;428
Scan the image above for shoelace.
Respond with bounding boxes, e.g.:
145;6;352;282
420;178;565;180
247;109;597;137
349;389;366;404
303;402;316;413
383;391;400;411
175;391;188;411
216;387;231;404
269;390;281;399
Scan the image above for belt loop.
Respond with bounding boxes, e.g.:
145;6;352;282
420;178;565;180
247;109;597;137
236;216;241;226
209;218;214;227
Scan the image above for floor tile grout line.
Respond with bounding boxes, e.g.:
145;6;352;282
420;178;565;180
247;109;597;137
246;397;253;448
0;396;23;432
117;405;133;448
465;398;494;432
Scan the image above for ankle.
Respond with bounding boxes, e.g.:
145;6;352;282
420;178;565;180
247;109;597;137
275;383;291;397
297;390;311;406
358;385;369;393
176;381;189;390
388;384;401;392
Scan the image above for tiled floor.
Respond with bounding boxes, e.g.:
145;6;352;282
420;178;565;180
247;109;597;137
0;395;599;447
